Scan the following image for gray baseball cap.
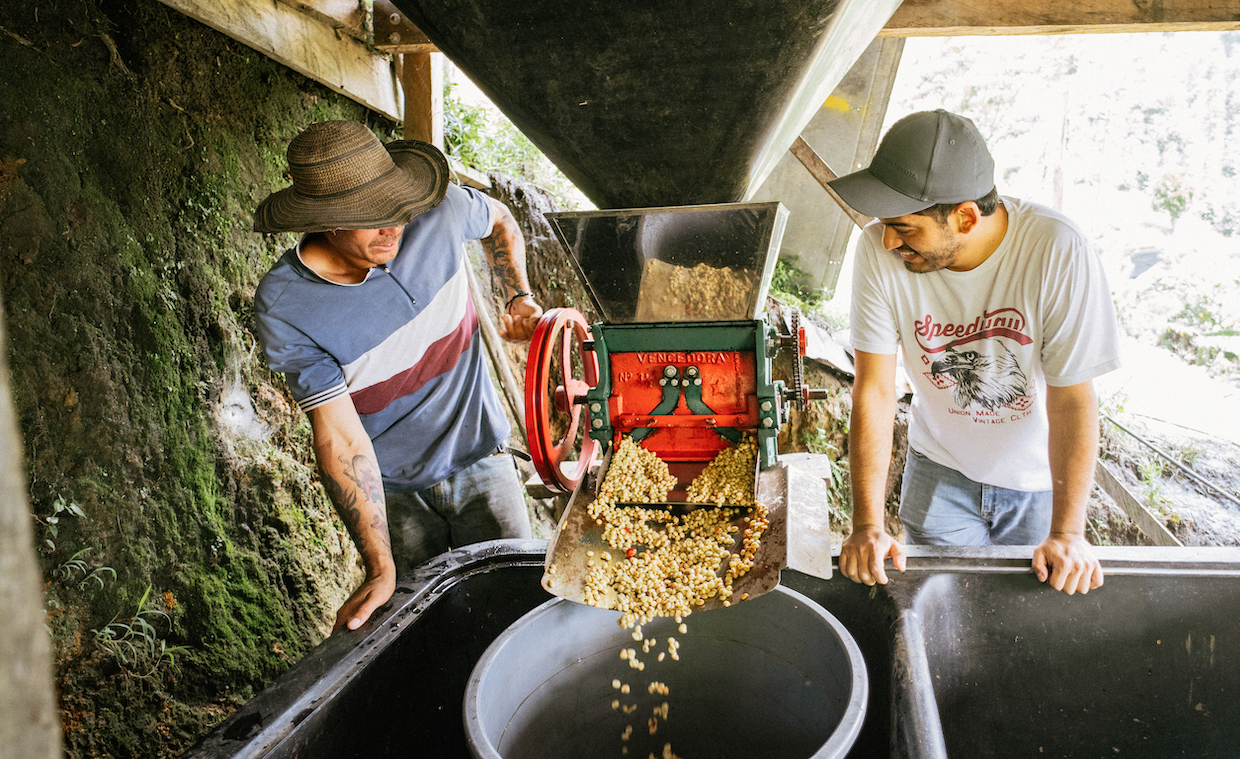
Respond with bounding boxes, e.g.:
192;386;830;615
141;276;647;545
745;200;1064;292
827;109;995;219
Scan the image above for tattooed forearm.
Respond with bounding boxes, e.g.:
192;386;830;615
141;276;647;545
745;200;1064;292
482;203;528;295
320;455;390;553
321;465;358;513
342;454;384;502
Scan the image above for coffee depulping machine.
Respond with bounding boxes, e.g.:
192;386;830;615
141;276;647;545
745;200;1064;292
523;201;838;611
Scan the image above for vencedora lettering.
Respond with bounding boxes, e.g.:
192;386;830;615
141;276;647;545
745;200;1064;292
636;352;728;364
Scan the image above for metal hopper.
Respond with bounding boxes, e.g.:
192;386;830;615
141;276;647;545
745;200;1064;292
389;0;903;208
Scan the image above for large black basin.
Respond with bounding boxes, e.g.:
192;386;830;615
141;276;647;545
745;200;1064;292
907;568;1240;758
183;542;1240;758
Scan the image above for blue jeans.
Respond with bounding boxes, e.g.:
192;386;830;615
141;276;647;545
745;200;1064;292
384;452;532;572
898;450;1052;546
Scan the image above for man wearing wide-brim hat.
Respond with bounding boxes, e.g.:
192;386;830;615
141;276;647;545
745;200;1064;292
827;109;1121;597
253;120;543;631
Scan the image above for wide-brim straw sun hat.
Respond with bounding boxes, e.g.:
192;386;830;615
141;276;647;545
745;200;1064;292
253;120;450;233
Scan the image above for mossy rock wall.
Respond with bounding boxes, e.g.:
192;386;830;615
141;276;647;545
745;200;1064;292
0;1;399;754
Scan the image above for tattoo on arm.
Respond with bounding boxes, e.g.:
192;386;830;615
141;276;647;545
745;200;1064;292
342;454;385;502
321;455;389;551
482;205;524;294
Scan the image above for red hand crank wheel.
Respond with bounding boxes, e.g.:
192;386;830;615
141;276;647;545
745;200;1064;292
524;308;600;494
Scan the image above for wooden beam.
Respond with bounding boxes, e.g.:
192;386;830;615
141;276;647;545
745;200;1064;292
157;0;403;122
788;136;874;230
373;0;439;54
400;52;443;148
1095;461;1183;547
448;156;493;191
880;0;1240;36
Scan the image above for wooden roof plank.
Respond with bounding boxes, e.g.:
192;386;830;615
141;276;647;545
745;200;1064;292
881;0;1240;36
277;0;368;42
157;0;402;121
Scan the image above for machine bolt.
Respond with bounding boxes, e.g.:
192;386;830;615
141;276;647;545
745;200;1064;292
663;366;677;378
760;400;772;412
659;378;667;386
592;418;603;429
590;402;602;413
388;32;401;43
389;12;401;24
762;418;773;428
685;366;699;378
694;378;702;386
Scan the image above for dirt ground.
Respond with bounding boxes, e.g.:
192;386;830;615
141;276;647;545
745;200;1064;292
1091;335;1240;548
1095;412;1240;547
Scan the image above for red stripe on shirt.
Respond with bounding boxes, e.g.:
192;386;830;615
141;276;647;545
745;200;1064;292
349;298;479;416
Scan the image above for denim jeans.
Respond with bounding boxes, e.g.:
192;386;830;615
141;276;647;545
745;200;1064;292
384;452;532;572
898;449;1053;546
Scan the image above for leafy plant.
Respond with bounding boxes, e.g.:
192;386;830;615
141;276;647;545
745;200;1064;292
53;548;117;591
35;495;86;552
442;80;586;209
1136;456;1181;525
1151;174;1193;229
802;429;852;529
91;585;190;679
770;259;825;311
1086;515;1115;546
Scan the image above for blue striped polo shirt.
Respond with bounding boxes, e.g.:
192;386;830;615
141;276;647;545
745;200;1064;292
254;183;511;491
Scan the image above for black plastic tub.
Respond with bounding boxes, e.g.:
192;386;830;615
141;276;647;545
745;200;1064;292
183;541;1240;759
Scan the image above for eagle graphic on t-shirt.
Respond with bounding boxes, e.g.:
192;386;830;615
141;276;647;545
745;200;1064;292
928;342;1030;412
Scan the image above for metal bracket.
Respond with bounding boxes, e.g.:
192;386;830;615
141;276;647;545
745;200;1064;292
630;365;682;441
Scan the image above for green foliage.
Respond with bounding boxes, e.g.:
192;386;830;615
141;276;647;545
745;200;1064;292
801;428;852;530
1156;292;1240;384
1086;514;1119;547
770;259;823;308
1151;174;1193;227
769;259;849;333
2;2;367;752
53;548;117;592
92;585;190;680
442;81;586;209
1136;456;1181;525
1200;204;1238;237
443;82;490;170
35;494;86;552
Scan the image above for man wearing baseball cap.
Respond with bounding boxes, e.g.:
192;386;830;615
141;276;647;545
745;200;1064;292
828;109;1121;595
253;121;543;631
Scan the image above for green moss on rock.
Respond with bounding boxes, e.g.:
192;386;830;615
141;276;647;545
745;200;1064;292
1;0;372;754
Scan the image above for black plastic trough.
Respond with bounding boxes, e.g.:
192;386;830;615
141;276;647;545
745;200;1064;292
184;541;1240;759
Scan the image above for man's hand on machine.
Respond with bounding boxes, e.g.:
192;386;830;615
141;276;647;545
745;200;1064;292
500;295;543;342
1032;532;1104;595
333;566;397;632
839;525;907;586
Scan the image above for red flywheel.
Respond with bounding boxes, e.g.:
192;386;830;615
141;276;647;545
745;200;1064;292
524;308;600;493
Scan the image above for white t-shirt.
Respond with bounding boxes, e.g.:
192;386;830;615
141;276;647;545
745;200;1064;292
849;197;1121;491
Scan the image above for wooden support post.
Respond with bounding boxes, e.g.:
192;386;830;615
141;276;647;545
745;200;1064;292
1095;461;1183;547
400;52;443;149
0;307;61;758
463;251;527;442
789;136;875;230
